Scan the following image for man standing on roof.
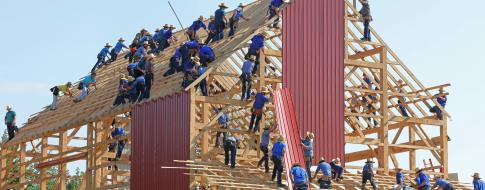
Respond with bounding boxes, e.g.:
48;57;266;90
432;175;455;190
359;0;373;41
74;72;97;103
291;163;309;190
187;16;208;41
473;173;485;190
214;3;229;41
395;168;407;190
4;106;17;141
205;16;217;44
240;55;255;101
110;38;129;62
415;168;431;190
113;75;132;107
257;124;275;173
224;133;238;169
362;158;377;190
92;43;112;72
214;108;228;147
313;157;332;189
248;87;271;133
268;0;284;28
50;82;73;110
154;25;167;53
199;44;216;67
164;46;183;77
430;88;447;120
301;132;315;179
272;135;286;188
228;3;250;37
247;32;269;75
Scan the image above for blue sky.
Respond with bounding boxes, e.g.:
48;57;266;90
0;0;482;183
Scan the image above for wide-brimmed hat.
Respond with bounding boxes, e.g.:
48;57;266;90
260;87;270;93
210;15;215;20
277;135;285;142
105;43;112;47
155;28;160;32
118;37;125;42
128;76;135;82
141;28;147;32
169;24;176;29
472;173;481;179
191;56;201;65
415;167;423;173
366;158;375;163
238;3;245;7
248;55;256;61
320;157;326;162
199;15;204;21
218;3;228;8
143;41;149;46
163;24;169;28
6;106;12;110
334;157;341;163
306;131;315;139
66;82;73;87
292;163;302;167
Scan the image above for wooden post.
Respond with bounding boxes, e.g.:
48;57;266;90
0;147;7;189
59;131;67;190
189;88;197;189
86;122;94;189
409;125;416;171
440;115;449;178
378;48;389;175
202;103;210;156
40;137;48;190
19;143;26;190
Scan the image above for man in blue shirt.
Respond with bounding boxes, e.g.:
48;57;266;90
214;3;229;41
110;38;129;62
74;72;97;103
92;43;112;72
272;135;286;188
111;124;127;161
214;108;228;147
134;41;149;60
182;56;201;88
473;173;485;190
396;80;410;117
160;24;176;51
395;168;407;189
301;132;315;179
330;158;344;181
432;175;454;190
204;16;217;44
313;157;332;189
290;163;309;190
187;16;208;41
361;159;377;190
247;32;269;75
4;106;17;141
268;0;285;28
416;168;431;190
199;44;216;67
430;88;447;120
224;133;238;169
248;87;270;132
240;56;255;101
257;124;276;173
132;75;146;103
163;46;183;77
228;3;250;37
197;65;209;96
112;75;132;107
359;0;373;41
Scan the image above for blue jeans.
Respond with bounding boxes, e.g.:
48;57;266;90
363;19;371;41
75;86;88;102
224;141;236;168
249;112;262;132
241;73;252;100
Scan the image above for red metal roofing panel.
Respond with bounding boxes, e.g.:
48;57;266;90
131;92;191;190
282;0;345;164
274;88;308;190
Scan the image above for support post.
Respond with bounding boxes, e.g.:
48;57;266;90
40;137;48;190
440;114;449;177
86;122;94;189
19;143;26;190
378;48;389;175
59;131;68;190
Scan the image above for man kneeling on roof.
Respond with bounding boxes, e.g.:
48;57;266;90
113;75;135;107
50;82;73;110
74;72;97;103
291;163;309;190
330;157;344;181
313;157;332;189
163;45;183;77
432;175;455;190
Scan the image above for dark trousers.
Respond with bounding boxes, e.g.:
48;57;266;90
240;73;252;100
136;86;146;102
198;78;209;96
144;73;153;99
318;178;332;189
363;19;371;41
268;6;281;28
228;19;239;37
249;112;262;132
200;56;215;67
430;106;443;120
224;141;236;168
332;165;344;180
305;158;313;180
116;140;126;159
214;22;225;41
163;57;181;77
257;145;269;172
113;92;128;107
6;123;15;140
294;183;308;190
215;123;227;146
92;55;106;72
361;173;377;190
205;32;216;44
110;50;118;62
271;156;283;185
418;185;431;190
398;100;409;117
247;49;261;75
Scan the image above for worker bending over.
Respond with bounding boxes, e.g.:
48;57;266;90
268;0;285;28
92;43;112;72
74;72;97;103
228;3;250;37
164;46;183;77
291;163;309;190
187;16;208;41
473;173;485;190
330;157;344;181
313;157;332;189
432;175;455;190
50;82;73;110
246;32;269;75
110;38;129;62
415;168;431;190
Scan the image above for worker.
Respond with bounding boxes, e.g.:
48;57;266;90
132;28;148;45
125;41;138;63
164;46;183;77
430;88;447;120
111;123;127;161
268;0;284;28
290;163;309;190
248;87;271;132
301;132;315;179
92;43;112;72
110;38;129;62
362;158;377;190
361;84;378;128
4;106;17;141
113;75;132;107
132;74;146;102
224;133;238;169
313;157;332;189
127;60;138;77
197;64;209;96
359;0;373;41
272;135;287;188
395;168;407;190
228;3;250;37
134;41;149;60
50;82;73;110
473;173;485;190
432;175;455;190
154;25;167;53
415;168;431;190
199;44;215;67
330;157;344;181
205;16;217;44
143;54;154;99
187;16;208;41
396;80;409;117
257;124;276;173
74;72;97;103
240;55;256;101
214;3;229;41
182;40;200;66
182;56;201;88
214;108;229;147
247;32;269;75
161;25;177;50
138;33;152;48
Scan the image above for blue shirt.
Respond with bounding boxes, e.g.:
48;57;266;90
127;62;138;69
315;162;332;176
217;111;228;125
271;141;286;159
432;178;450;189
436;94;447;107
111;128;126;138
189;20;207;32
291;167;308;185
134;46;146;57
208;21;216;31
474;179;485;190
232;8;244;21
185;40;199;49
363;76;372;85
250;34;265;51
260;129;271;147
253;93;269;109
301;139;313;157
5;111;16;124
163;29;173;39
200;45;215;60
215;8;226;23
396;171;405;185
172;48;182;59
114;41;128;54
242;60;255;74
139;35;150;44
98;47;110;57
198;66;207;75
363;163;373;175
414;177;421;186
418;172;430;186
135;76;145;85
271;0;284;7
81;75;96;88
138;59;146;70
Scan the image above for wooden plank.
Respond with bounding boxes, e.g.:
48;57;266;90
348;46;384;60
36;152;88;169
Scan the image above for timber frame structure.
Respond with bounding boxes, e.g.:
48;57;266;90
0;0;470;189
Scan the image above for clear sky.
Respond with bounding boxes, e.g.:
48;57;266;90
0;0;483;183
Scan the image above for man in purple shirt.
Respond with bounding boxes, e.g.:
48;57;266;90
241;56;255;100
248;87;271;132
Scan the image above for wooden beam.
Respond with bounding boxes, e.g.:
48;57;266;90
37;153;88;169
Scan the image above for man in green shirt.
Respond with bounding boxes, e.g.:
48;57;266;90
4;106;17;140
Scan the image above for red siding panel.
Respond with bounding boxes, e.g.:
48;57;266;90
274;89;308;190
131;92;191;190
282;0;345;164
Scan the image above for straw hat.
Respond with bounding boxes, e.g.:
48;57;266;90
262;31;271;38
334;157;341;163
320;157;326;162
199;15;204;21
472;173;481;179
260;87;270;93
415;167;423;173
248;55;256;61
365;158;375;163
128;76;135;82
191;56;201;65
277;135;285;142
169;24;176;29
210;15;215;20
218;3;228;8
163;24;169;28
306;131;315;139
6;106;12;111
238;3;245;7
118;37;125;42
155;28;160;32
105;43;112;47
143;41;149;46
